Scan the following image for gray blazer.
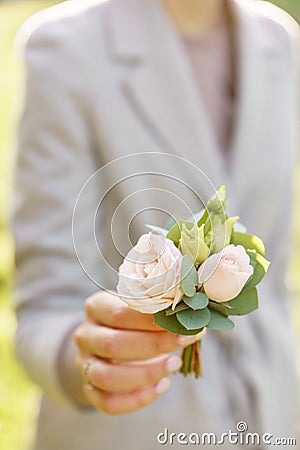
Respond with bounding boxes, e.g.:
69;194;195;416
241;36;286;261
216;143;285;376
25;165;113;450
13;0;299;449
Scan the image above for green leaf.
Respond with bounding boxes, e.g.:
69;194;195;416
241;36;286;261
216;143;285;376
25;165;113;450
165;302;189;316
154;310;203;335
219;301;240;310
166;221;182;246
176;307;211;330
243;262;264;291
248;256;257;271
208;214;239;254
208;301;229;317
231;231;265;256
226;288;258;316
196;208;208;227
204;211;214;236
243;250;270;291
179;222;209;266
247;250;270;272
207;185;227;213
183;292;208;310
180;254;198;297
207;310;235;331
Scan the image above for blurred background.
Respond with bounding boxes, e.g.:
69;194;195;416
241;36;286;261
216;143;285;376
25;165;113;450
0;1;299;449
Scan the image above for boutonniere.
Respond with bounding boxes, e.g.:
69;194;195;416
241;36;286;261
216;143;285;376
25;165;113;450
117;186;270;377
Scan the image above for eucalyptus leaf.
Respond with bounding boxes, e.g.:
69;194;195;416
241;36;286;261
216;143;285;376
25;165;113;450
154;310;203;335
183;292;208;310
231;231;265;256
207;310;235;331
226;288;258;316
176;307;211;330
208;301;229;317
165;303;189;316
219;301;240;310
180;254;198;297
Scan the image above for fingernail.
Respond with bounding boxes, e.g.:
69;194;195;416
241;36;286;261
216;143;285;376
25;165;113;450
155;378;171;395
178;335;199;347
166;356;182;373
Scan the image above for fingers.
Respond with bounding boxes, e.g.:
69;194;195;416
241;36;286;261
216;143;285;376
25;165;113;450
77;354;182;393
75;323;203;361
75;290;206;415
85;291;162;332
83;377;171;415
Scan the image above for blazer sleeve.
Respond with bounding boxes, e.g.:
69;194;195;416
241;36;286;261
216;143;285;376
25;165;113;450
12;21;100;404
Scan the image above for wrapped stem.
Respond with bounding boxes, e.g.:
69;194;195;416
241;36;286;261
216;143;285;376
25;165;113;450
180;340;203;378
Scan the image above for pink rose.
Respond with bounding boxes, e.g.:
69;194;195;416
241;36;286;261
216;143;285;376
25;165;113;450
117;233;183;313
198;244;253;302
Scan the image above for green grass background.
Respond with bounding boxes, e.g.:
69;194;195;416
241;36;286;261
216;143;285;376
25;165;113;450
0;1;299;449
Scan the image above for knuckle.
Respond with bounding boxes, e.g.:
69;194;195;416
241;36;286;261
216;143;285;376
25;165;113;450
152;333;168;355
143;366;156;385
73;327;85;347
155;339;165;354
101;333;116;357
96;366;112;390
164;333;178;352
110;306;125;327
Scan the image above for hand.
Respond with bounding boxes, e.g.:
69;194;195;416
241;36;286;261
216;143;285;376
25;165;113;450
74;291;205;415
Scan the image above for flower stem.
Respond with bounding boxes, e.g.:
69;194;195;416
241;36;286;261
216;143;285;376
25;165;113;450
180;341;203;378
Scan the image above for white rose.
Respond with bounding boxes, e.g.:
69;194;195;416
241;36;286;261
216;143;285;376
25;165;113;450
117;233;183;313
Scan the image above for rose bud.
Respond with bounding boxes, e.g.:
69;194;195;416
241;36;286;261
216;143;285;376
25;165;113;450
198;244;253;302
